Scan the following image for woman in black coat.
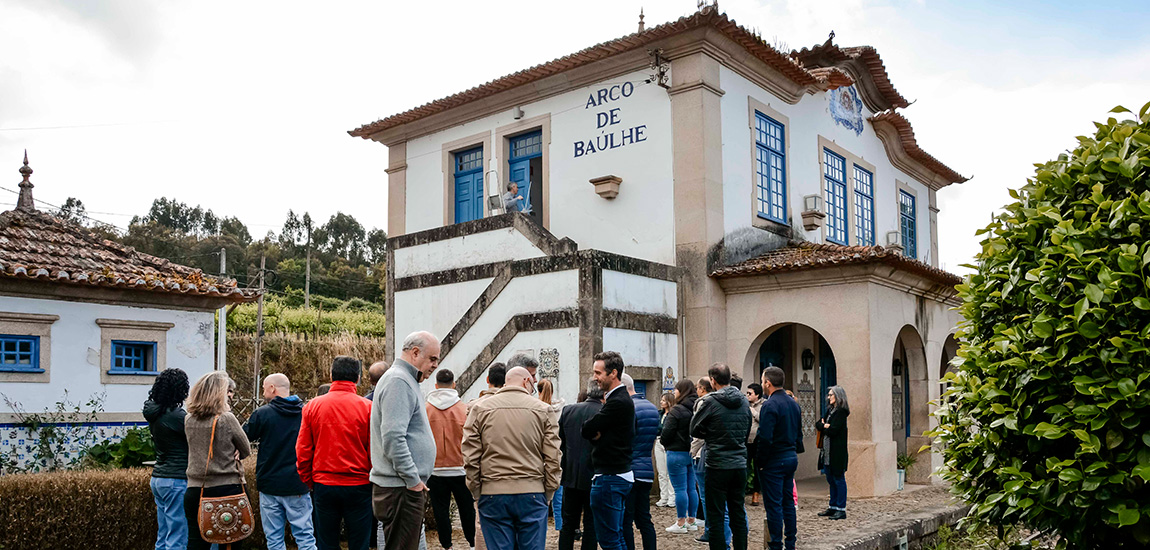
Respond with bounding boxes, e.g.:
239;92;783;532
660;379;699;532
815;385;849;520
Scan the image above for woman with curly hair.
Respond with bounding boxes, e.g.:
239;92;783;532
143;368;191;550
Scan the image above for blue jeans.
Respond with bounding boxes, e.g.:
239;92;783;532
759;454;798;550
666;451;698;520
826;470;847;511
590;475;632;550
260;492;317;550
694;458;731;545
553;485;564;532
477;493;549;550
150;477;188;550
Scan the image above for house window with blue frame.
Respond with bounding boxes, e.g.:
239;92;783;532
110;340;157;374
900;190;918;258
853;166;875;246
506;131;543;220
0;335;40;372
453;146;484;224
823;149;848;244
755;112;787;223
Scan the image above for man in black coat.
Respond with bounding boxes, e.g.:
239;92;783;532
244;373;316;550
690;363;751;550
581;351;635;550
757;366;804;550
558;381;604;550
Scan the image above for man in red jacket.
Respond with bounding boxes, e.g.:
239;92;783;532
297;356;373;550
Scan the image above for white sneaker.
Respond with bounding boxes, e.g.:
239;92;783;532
666;523;689;534
687;521;699;531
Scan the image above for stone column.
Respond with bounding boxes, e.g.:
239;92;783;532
669;51;727;379
384;141;406;364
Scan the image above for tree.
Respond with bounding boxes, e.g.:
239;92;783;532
56;197;87;226
934;104;1150;547
319;212;366;264
366;228;388;265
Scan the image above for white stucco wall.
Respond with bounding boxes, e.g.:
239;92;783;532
393;277;494;343
403;70;676;265
393;228;547;278
603;328;678;375
601;270;677;317
0;296;215;416
457;328;580;405
719;67;933;262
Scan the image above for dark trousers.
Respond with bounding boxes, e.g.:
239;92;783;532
825;469;847;511
428;475;476;549
589;475;631;550
183;484;246;550
623;480;655;550
705;469;747;550
559;486;596;550
314;483;373;550
373;484;429;550
477;493;549;550
759;454;798;550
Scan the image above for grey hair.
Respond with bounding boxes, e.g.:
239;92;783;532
586;379;604;401
621;373;635;393
401;331;433;352
507;352;538;370
829;385;849;414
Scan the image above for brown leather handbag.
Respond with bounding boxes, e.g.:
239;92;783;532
197;416;254;546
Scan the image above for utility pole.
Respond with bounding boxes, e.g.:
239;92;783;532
216;247;226;371
304;222;312;309
253;255;266;411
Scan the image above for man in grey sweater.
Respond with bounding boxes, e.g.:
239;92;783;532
371;331;441;550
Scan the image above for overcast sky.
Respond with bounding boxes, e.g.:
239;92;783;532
2;0;1148;272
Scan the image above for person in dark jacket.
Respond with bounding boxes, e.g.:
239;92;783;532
581;351;635;550
816;385;850;520
245;373;316;550
144;368;190;550
558;381;603;550
621;374;659;550
660;379;698;533
756;367;804;550
690;364;751;550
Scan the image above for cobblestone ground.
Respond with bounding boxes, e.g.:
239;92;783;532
426;484;957;550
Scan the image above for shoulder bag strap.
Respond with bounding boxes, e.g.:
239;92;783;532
200;415;219;502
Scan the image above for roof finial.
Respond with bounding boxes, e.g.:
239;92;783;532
16;150;35;211
827;30;836;45
638;7;645;32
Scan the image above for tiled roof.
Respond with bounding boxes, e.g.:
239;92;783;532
349;8;824;139
869;110;969;184
0;207;257;303
710;241;962;287
790;41;910;110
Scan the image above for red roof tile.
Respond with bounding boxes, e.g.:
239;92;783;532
790;41;909;110
0;208;257;303
710;241;962;287
349;8;819;139
869;110;968;185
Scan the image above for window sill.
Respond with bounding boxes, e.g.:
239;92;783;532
106;369;159;376
0;367;44;373
751;216;794;239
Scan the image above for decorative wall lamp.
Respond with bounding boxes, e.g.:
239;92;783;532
892;358;903;376
801;349;815;370
886;231;904;254
590;175;622;199
801;194;826;231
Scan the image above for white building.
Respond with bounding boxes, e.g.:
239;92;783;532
0;155;255;470
351;7;966;496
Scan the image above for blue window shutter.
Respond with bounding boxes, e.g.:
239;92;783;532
754;113;787;224
0;334;41;372
899;191;917;258
454;147;484;223
853;166;874;246
110;340;158;374
823;149;848;245
508;131;543;214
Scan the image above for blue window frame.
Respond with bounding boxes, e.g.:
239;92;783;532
900;190;918;258
754;113;787;223
0;335;41;372
110;340;157;374
507;131;542;212
823;149;848;245
453;146;484;223
853;166;875;246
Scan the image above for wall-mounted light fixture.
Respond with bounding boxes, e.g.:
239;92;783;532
801;195;826;231
892;358;903;376
513;106;524;120
801;349;815;370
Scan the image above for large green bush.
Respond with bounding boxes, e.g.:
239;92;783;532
935;103;1150;547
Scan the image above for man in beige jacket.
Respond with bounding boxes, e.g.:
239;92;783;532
462;366;561;550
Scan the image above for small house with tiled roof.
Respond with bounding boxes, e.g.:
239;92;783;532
352;5;965;496
0;155;255;468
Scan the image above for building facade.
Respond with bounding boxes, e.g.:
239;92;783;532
351;7;966;496
0;156;255;471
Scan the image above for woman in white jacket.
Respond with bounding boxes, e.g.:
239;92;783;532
654;392;676;507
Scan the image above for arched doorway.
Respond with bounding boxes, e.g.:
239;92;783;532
891;325;930;481
750;323;837;480
939;334;960;402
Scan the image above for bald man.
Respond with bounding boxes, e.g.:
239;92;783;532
244;373;316;550
365;361;389;401
463;366;561;550
372;331;441;550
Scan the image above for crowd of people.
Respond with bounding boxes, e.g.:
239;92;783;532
142;330;852;550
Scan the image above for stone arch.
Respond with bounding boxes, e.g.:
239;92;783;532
892;324;930;482
939;333;960;400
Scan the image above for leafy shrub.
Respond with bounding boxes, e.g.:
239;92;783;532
82;427;156;469
934;103;1150;547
